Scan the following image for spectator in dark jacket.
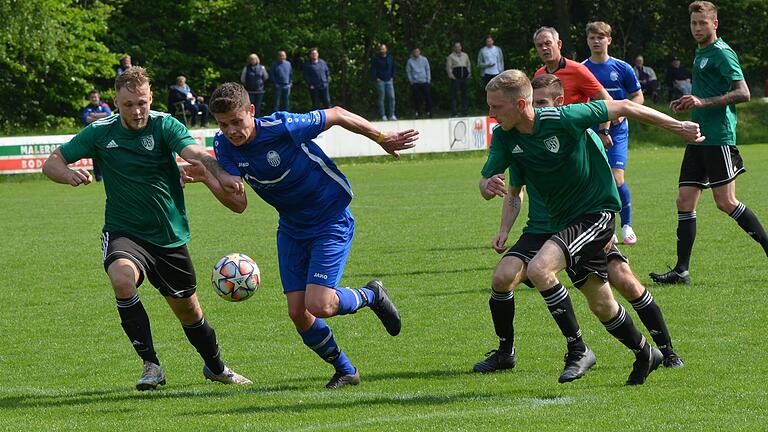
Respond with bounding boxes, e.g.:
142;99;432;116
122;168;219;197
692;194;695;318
371;44;396;120
303;48;332;109
168;75;209;127
270;50;293;111
240;53;269;116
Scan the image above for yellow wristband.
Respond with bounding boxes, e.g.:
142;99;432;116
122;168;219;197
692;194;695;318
376;131;385;144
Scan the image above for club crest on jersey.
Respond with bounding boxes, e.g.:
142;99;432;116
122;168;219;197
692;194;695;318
544;136;560;153
699;58;708;69
610;71;619;81
266;150;281;167
140;135;155;151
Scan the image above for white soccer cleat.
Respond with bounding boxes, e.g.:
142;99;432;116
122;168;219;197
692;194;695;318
622;225;637;245
203;365;253;385
136;361;166;391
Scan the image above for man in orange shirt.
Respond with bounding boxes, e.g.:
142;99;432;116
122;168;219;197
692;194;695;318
533;26;613;148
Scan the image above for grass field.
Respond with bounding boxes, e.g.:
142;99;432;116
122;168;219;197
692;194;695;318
1;144;767;431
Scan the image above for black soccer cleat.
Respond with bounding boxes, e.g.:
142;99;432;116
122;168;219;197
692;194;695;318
626;343;664;386
325;369;361;389
662;351;685;369
473;348;516;373
367;280;401;336
649;269;691;284
558;347;597;383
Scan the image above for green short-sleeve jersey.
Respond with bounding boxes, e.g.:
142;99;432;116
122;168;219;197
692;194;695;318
58;111;196;247
691;38;744;146
523;182;556;234
481;101;620;229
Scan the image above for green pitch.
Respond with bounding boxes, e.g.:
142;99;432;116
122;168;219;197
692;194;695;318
1;145;767;431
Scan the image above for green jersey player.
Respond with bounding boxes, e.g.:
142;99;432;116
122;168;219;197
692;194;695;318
42;67;251;390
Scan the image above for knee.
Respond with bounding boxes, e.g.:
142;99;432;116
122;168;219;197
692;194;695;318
588;297;616;321
491;268;518;293
306;299;335;318
288;305;309;326
676;195;693;211
526;259;548;286
609;266;644;300
715;197;738;214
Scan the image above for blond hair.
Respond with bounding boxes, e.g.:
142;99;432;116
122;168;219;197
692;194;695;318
485;69;532;101
248;53;260;64
115;66;150;93
689;1;717;19
586;21;612;37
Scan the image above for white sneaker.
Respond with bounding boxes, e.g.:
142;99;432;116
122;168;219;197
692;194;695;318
381;116;388;121
389;115;398;121
622;225;637;245
203;365;253;385
136;361;166;391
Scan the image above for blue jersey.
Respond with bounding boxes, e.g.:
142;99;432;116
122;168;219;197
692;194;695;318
583;56;641;141
213;110;353;237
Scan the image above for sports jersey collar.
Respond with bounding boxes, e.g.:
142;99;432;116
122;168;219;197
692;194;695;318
545;56;567;74
696;37;722;53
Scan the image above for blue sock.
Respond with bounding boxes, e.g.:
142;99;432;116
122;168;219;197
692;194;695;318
617;182;632;227
298;318;355;375
334;287;376;315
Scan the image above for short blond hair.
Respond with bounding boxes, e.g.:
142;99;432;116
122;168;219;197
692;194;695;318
248;53;260;63
115;66;150;93
689;1;717;19
485;69;532;101
586;21;612;37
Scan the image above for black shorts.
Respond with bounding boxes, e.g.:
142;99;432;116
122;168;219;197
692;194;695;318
679;144;745;189
551;212;615;288
606;243;629;264
101;232;197;298
503;233;552;263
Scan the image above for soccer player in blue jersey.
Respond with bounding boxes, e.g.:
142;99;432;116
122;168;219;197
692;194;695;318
183;82;418;389
582;21;645;245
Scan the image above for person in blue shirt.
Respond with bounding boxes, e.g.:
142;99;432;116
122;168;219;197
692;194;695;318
270;50;293;112
81;89;112;181
182;82;418;389
582;21;645;245
303;48;332;110
371;44;397;121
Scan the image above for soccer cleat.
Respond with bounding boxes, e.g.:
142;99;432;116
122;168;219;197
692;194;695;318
662;351;685;369
325;369;361;389
649;269;691;284
626;343;664;386
203;365;253;385
622;225;637;245
367;280;401;336
136;361;166;391
473;348;516;373
558;347;597;383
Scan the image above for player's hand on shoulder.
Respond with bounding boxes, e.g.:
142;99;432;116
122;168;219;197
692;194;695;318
679;121;705;143
68;168;92;187
379;129;418;160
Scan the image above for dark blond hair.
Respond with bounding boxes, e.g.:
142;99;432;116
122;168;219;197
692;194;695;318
210;82;250;114
115;66;150;93
586;21;612;37
531;74;563;95
689;1;717;19
485;69;532;101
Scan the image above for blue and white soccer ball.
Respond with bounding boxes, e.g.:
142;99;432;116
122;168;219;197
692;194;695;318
212;253;260;302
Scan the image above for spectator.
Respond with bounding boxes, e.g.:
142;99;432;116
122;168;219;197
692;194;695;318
81;89;112;181
117;55;132;77
446;41;471;117
303;48;332;110
372;43;397;120
240;53;269;117
270;50;293;112
633;55;660;103
667;57;692;99
406;48;432;118
169;75;209;128
477;35;504;85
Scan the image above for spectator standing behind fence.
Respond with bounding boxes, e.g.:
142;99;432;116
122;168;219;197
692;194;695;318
667;57;692;99
446;42;471;117
477;35;504;85
634;55;660;103
406;48;432;118
169;76;209;128
117;55;132;77
81;89;112;181
270;50;293;112
241;54;269;117
303;48;332;110
372;44;397;121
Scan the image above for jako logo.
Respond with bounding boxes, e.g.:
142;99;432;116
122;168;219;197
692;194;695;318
313;272;328;280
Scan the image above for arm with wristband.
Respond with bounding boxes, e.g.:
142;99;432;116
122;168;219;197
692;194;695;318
323;106;418;159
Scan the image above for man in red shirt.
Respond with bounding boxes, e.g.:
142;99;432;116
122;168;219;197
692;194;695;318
533;26;613;147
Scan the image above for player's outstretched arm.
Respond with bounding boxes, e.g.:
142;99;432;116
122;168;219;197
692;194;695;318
493;186;523;254
180;144;244;195
605;99;705;143
323;106;418;159
42;149;92;187
179;145;247;213
671;79;750;112
479;173;506;200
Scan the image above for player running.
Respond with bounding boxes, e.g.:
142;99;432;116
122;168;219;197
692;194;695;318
582;21;644;245
479;70;701;385
183;82;417;389
42;67;251;390
473;74;683;379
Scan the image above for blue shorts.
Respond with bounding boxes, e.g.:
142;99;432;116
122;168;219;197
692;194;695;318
606;121;629;170
276;209;355;293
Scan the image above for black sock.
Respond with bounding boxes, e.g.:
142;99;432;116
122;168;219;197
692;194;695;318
489;289;515;352
675;211;697;272
540;283;585;353
182;317;225;374
629;290;673;355
730;203;768;256
602;305;645;352
116;295;160;365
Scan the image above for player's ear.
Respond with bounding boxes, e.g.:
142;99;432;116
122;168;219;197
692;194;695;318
248;103;255;116
555;95;565;106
